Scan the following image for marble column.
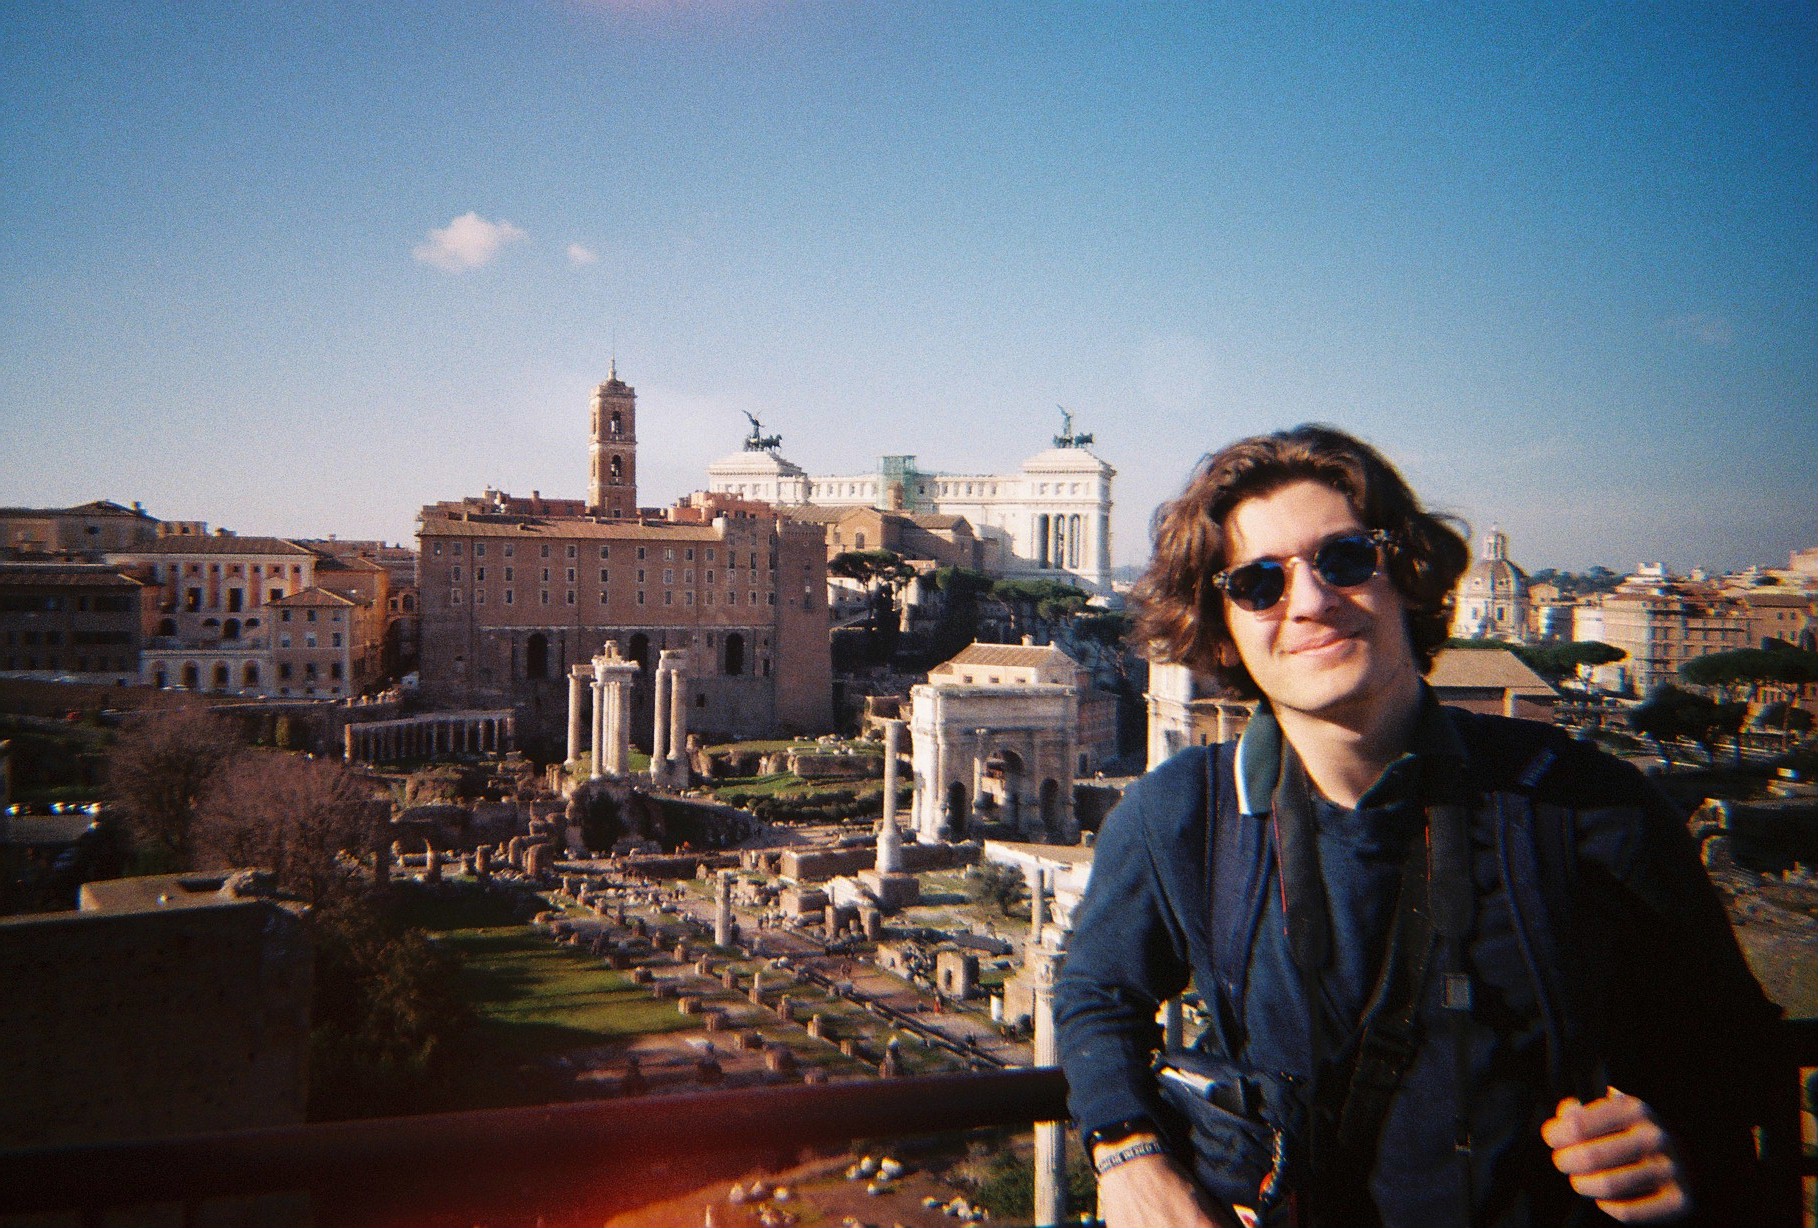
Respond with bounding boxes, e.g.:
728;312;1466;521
590;674;606;780
667;663;687;770
878;719;904;872
1031;949;1067;1228
651;663;671;778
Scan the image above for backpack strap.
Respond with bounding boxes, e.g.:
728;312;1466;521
1200;741;1273;1059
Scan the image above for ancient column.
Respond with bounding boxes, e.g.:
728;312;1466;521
343;723;356;762
714;869;734;948
667;661;687;772
1026;863;1046;947
878;718;904;872
651;659;672;778
1031;949;1067;1228
566;670;585;766
590;673;606;780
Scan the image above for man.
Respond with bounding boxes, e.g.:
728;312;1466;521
1055;426;1789;1228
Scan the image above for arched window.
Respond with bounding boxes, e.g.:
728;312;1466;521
724;632;745;677
610;411;623;437
610;455;623;481
212;663;230;690
243;662;260;687
526;632;549;681
182;662;200;689
223;618;241;641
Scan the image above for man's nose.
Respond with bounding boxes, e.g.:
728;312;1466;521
1282;556;1342;617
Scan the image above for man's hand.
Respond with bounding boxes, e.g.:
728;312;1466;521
1541;1087;1689;1224
1092;1139;1238;1228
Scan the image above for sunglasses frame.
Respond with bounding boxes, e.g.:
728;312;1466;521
1212;529;1393;613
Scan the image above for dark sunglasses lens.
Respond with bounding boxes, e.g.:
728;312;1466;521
1224;561;1285;611
1315;535;1381;587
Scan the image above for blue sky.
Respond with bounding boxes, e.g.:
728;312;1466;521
2;2;1812;574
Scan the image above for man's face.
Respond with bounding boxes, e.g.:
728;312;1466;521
1220;479;1421;729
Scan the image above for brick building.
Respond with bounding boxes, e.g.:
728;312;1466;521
0;564;145;684
415;367;832;754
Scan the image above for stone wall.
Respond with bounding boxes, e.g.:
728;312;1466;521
0;900;312;1147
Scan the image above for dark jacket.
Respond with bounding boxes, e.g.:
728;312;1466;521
1055;705;1790;1227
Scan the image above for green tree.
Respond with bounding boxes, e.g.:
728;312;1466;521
306;890;471;1120
104;703;245;869
1631;685;1721;770
965;860;1026;917
1509;641;1626;682
927;566;996;660
1680;645;1818;764
830;549;918;658
990;578;1089;642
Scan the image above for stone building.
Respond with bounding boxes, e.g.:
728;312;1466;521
1450;527;1530;642
706;412;1116;593
1426;647;1557;721
1144;661;1254;770
111;533;322;696
416;367;832;752
0;499;163;558
0;563;145;684
908;642;1082;843
1583;568;1750;697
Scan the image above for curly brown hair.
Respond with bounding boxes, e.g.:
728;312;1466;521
1130;424;1470;698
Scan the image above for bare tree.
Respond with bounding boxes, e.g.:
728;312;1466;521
193;752;383;907
105;704;245;867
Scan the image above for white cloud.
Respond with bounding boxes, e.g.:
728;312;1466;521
567;243;599;266
1662;312;1734;347
412;212;526;272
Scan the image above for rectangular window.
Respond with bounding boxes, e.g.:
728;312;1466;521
540;591;550;605
306;633;318;648
475;543;485;557
664;569;674;584
331;662;344;680
566;568;575;583
451;543;462;556
452;566;461;582
504;544;514;557
566;591;575;605
664;548;675;561
684;569;694;584
505;567;514;582
663;592;673;605
505;590;514;605
476;590;486;604
565;544;576;558
728;591;737;606
637;546;646;560
433;542;443;556
540;544;551;558
599;568;610;583
332;632;343;647
705;570;714;584
541;568;551;583
636;591;645;605
598;591;607;604
706;548;716;562
684;592;694;606
637;569;645;584
476;567;485;581
599;545;610;559
685;547;695;562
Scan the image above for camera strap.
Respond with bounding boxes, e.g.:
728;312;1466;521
1272;744;1474;1226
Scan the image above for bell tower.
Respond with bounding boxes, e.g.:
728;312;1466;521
588;361;637;518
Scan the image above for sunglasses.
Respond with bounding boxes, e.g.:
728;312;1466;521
1212;530;1392;613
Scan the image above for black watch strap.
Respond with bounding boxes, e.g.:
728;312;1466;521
1083;1115;1159;1150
